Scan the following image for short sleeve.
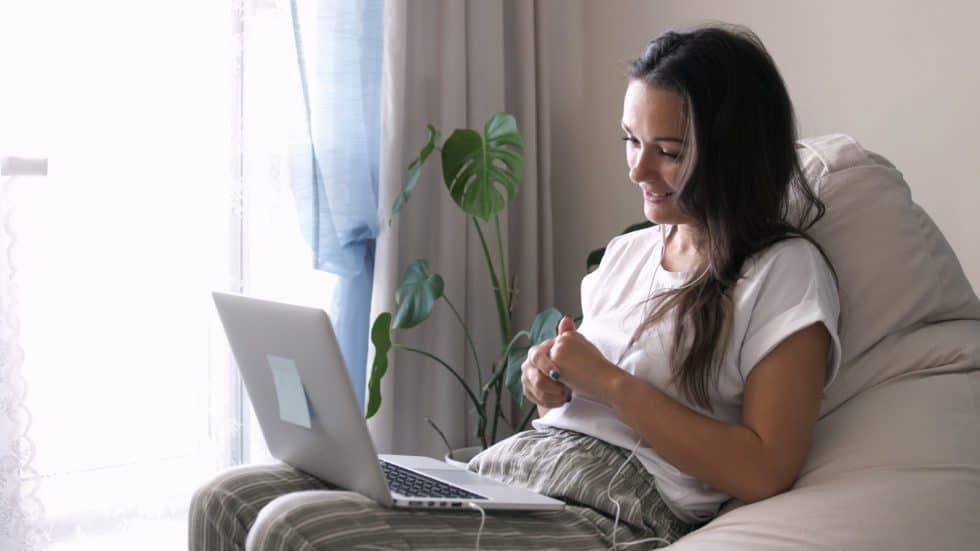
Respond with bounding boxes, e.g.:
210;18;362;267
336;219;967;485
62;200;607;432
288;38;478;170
736;239;842;390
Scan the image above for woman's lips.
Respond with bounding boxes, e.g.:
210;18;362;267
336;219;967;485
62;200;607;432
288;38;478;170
644;191;674;204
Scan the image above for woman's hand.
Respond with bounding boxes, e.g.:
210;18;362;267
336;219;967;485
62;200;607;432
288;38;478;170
545;316;625;402
521;339;571;409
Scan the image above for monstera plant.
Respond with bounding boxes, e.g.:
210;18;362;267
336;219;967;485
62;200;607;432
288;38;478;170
365;113;562;450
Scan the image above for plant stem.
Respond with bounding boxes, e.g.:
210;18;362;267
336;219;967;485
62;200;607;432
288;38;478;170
472;214;514;448
443;296;483;387
395;344;485;428
493;214;511;312
517;405;536;431
476;386;490;449
491;370;508;443
425;417;453;456
472;218;513;345
490;388;501;444
482;330;530;393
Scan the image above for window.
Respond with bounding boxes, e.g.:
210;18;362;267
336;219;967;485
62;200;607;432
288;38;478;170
1;1;338;547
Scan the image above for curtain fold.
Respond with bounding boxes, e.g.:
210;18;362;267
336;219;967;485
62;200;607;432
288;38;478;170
287;0;383;405
368;0;555;455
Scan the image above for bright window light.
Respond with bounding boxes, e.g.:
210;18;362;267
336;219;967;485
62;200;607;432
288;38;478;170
0;0;336;548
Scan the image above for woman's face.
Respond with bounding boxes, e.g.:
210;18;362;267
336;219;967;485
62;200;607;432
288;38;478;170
621;80;695;225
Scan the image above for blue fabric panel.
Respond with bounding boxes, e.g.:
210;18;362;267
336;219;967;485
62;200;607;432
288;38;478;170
289;0;383;407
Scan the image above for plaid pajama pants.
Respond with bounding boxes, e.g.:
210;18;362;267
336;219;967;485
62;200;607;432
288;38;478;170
189;427;699;550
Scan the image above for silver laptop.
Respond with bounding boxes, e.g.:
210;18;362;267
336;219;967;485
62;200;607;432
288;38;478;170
212;292;564;511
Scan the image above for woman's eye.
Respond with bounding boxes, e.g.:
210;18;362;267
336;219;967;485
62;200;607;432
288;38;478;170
621;136;681;159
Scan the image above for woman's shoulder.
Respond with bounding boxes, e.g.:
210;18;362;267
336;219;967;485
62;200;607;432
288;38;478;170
739;236;836;291
744;236;824;269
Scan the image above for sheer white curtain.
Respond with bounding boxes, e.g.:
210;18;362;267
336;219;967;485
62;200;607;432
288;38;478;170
0;0;333;548
239;0;347;463
0;160;47;550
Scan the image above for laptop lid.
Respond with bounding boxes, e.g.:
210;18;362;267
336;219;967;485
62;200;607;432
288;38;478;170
211;291;394;507
212;292;564;512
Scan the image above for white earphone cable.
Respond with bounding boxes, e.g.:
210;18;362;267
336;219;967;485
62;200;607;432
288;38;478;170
468;501;486;551
469;441;675;551
607;439;675;550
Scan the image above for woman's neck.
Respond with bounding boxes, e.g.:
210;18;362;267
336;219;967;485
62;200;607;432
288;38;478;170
662;224;703;272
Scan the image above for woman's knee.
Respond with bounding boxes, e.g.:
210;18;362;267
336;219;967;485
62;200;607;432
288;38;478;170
190;466;271;548
246;491;386;550
189;464;324;550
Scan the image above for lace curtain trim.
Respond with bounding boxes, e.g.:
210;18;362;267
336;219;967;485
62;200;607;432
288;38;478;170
0;176;47;549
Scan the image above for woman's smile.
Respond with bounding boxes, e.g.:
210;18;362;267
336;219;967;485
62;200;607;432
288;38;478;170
643;190;674;204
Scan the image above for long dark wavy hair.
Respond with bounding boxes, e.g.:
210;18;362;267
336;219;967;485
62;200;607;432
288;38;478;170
623;25;834;411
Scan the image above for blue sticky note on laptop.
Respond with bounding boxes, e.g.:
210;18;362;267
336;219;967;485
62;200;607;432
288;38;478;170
266;354;312;429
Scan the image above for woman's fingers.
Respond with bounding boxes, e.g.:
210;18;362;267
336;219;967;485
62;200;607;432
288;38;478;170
529;339;560;378
522;338;572;407
521;360;569;407
528;340;553;370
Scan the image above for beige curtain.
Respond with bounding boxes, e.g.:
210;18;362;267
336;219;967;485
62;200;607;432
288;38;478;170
368;0;555;455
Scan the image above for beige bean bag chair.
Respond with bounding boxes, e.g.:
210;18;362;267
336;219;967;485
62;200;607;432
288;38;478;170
670;135;980;549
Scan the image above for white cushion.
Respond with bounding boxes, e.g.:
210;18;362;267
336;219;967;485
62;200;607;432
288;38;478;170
791;134;980;414
672;368;980;550
671;135;980;549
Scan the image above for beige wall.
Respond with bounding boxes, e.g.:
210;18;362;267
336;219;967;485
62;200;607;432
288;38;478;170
542;0;980;316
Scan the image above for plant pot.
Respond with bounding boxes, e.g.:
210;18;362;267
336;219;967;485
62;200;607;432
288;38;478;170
444;446;483;469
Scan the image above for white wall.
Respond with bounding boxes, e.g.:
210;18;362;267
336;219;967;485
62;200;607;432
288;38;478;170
542;0;980;316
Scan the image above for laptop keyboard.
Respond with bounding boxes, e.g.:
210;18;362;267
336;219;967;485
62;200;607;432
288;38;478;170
379;460;486;500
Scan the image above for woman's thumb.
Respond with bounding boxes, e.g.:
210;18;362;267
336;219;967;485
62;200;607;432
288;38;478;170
558;316;575;334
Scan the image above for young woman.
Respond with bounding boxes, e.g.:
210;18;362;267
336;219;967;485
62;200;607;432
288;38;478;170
190;25;840;549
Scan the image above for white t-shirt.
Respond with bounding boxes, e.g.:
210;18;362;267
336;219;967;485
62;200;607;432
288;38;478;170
533;225;842;524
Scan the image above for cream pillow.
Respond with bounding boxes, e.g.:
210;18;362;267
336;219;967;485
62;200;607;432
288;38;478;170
677;135;980;549
793;135;980;414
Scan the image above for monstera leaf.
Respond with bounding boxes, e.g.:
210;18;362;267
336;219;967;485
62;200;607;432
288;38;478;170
441;112;524;221
393;260;444;329
505;307;563;405
391;124;440;222
365;312;393;419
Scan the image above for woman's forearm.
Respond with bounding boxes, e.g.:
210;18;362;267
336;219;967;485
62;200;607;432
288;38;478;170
601;370;794;503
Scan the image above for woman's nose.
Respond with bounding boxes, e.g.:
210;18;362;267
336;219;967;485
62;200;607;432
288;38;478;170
629;148;658;183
